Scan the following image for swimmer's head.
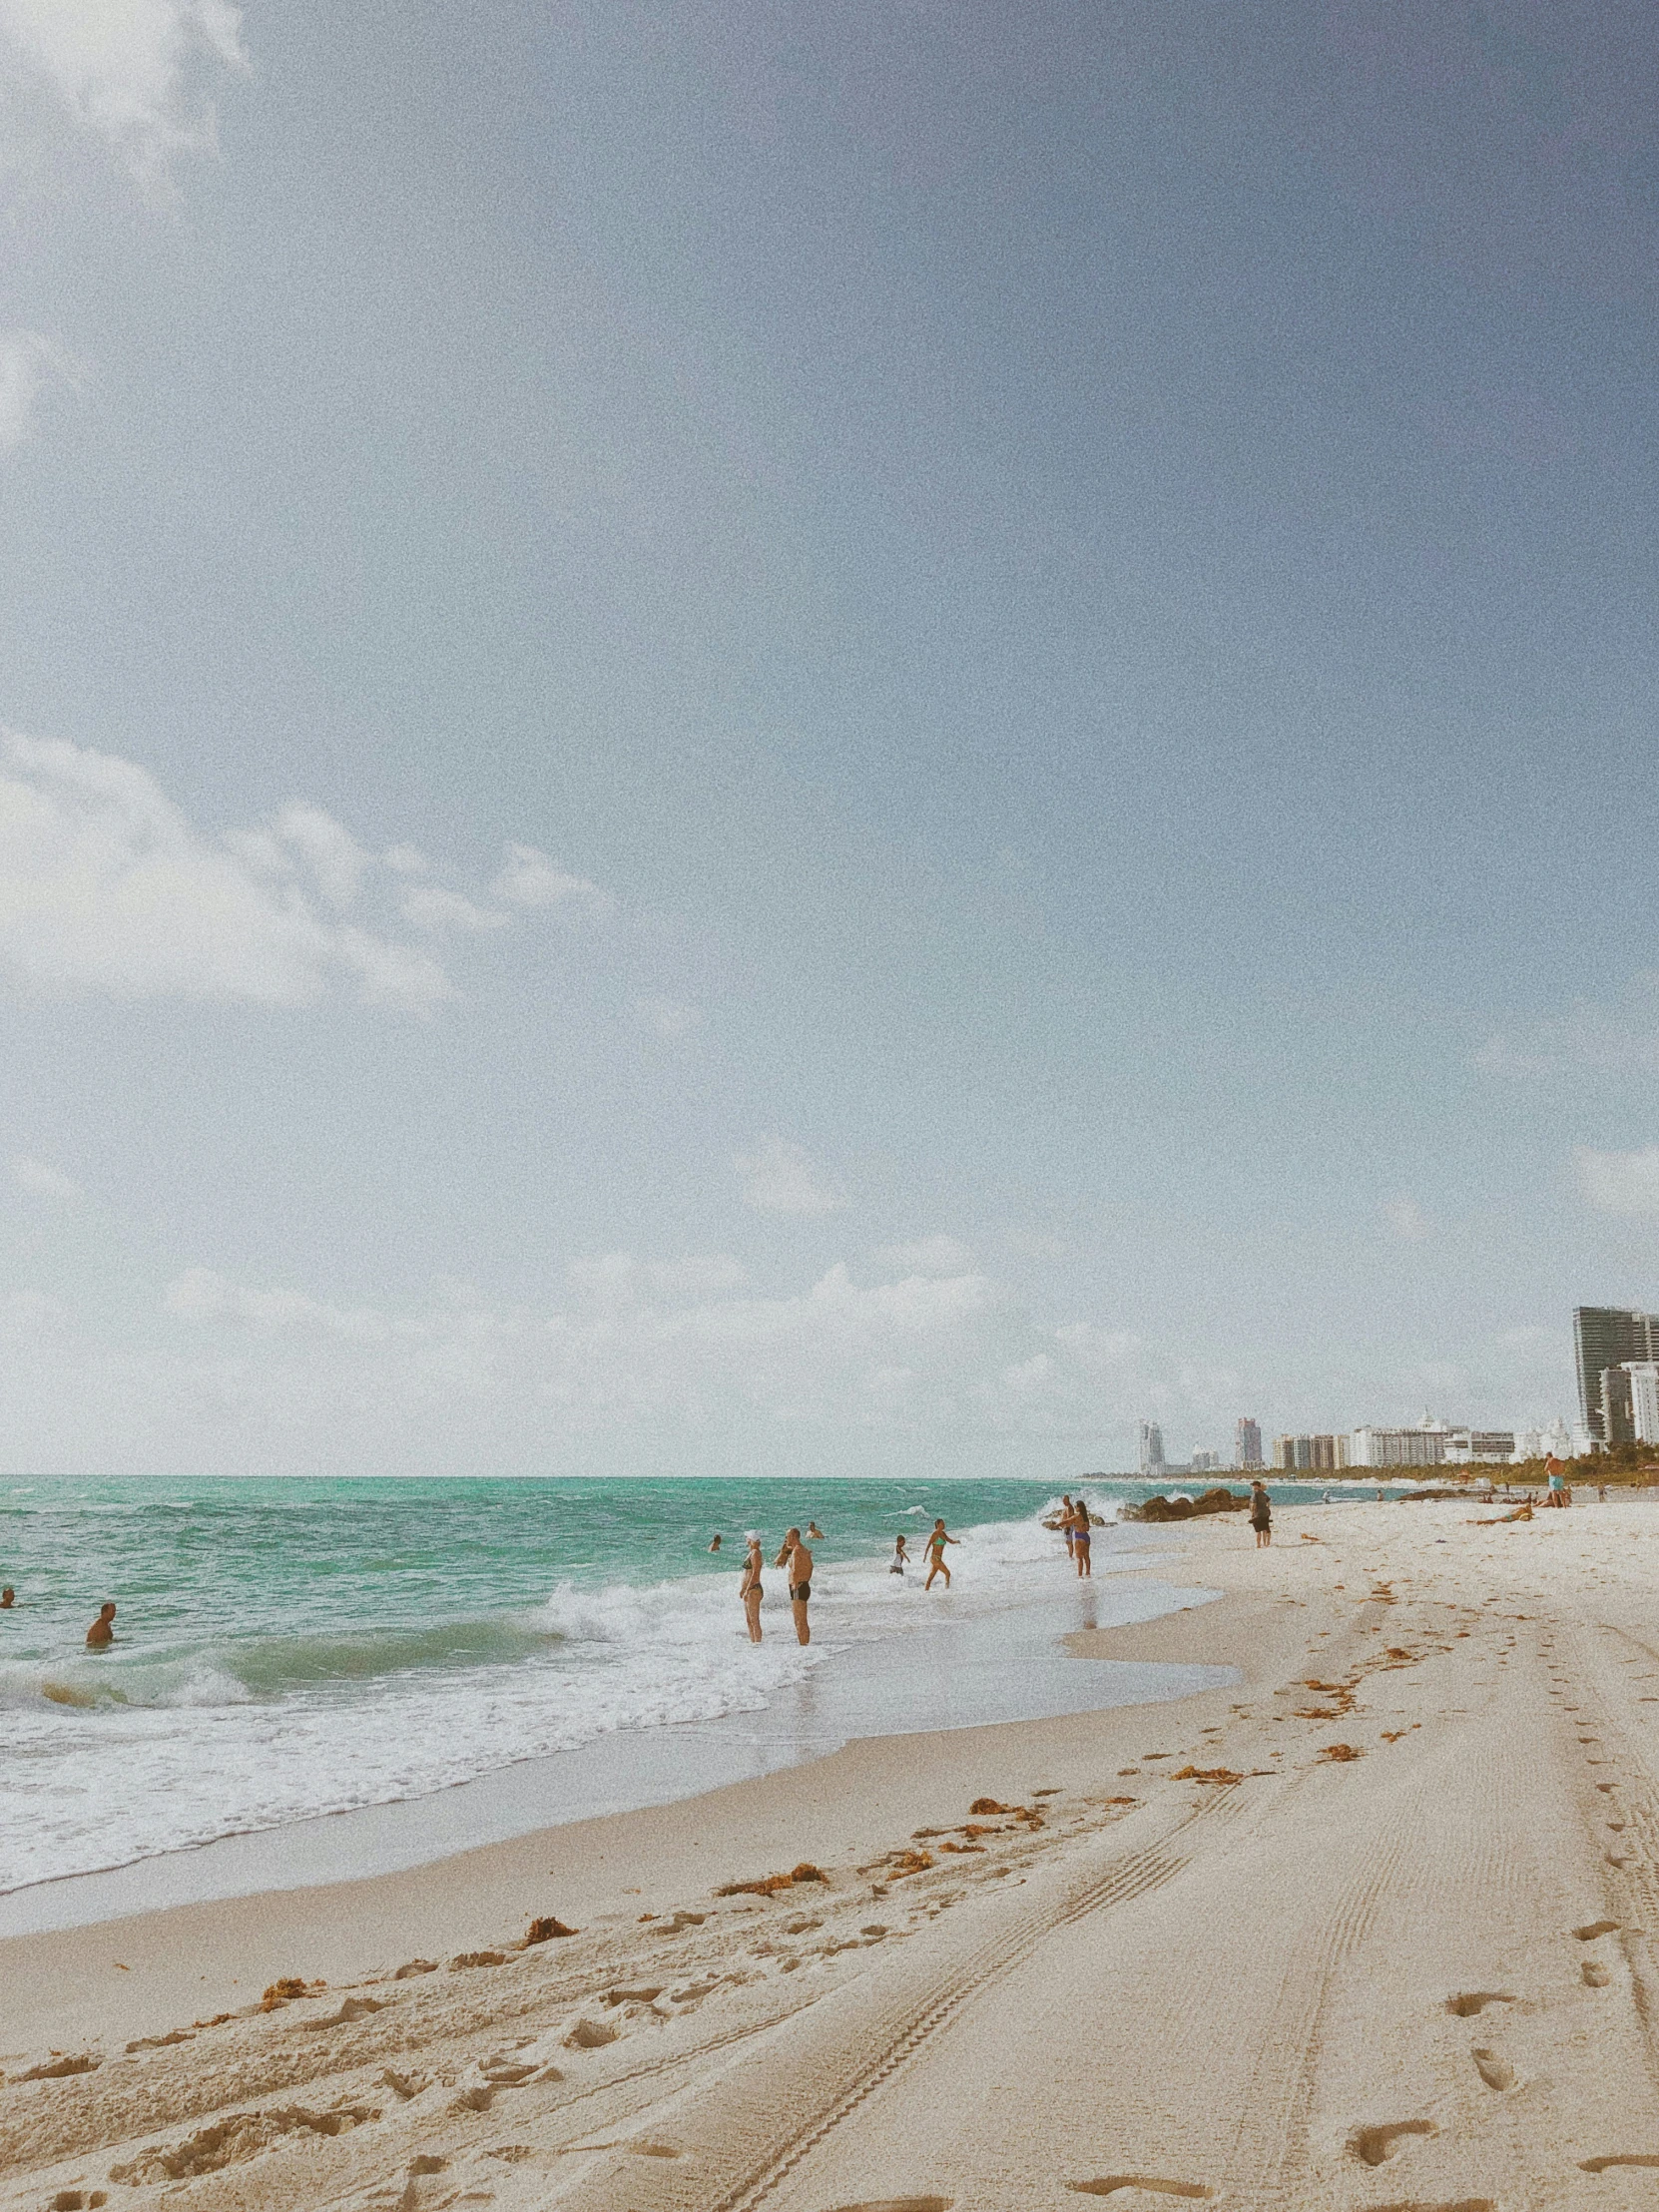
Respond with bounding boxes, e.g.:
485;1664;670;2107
745;1529;761;1543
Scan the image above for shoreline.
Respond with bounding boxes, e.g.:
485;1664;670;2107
13;1498;1659;2209
0;1562;1229;1937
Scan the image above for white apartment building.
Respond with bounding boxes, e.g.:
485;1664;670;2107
1627;1364;1659;1446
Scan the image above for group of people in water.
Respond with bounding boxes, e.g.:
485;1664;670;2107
716;1515;962;1645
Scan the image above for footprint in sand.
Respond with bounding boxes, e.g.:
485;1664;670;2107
1583;1961;1612;1987
1471;2048;1516;2090
1580;2156;1659;2174
1445;1992;1514;2017
1348;2121;1436;2167
1573;1922;1620;1941
1068;2183;1214;2201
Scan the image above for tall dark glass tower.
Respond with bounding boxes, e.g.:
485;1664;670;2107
1574;1307;1659;1445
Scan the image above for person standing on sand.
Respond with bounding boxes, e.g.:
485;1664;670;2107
782;1527;813;1644
739;1531;765;1643
890;1535;908;1575
86;1601;117;1647
923;1518;958;1590
1250;1481;1272;1547
1072;1496;1093;1577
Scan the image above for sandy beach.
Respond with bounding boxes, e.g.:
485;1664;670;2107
5;1495;1659;2210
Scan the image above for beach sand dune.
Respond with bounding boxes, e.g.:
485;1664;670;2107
6;1500;1659;2208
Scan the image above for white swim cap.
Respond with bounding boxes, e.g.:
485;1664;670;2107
745;1529;761;1542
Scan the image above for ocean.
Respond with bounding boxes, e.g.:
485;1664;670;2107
0;1472;1316;1899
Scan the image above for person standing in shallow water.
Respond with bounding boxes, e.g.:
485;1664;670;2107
782;1527;813;1644
739;1531;764;1643
1072;1495;1093;1577
923;1518;958;1589
1250;1481;1272;1547
890;1534;909;1575
86;1601;117;1647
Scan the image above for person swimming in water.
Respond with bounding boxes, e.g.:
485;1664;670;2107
0;1586;14;1609
807;1521;825;1539
739;1531;764;1643
923;1518;958;1590
86;1601;117;1648
708;1533;723;1552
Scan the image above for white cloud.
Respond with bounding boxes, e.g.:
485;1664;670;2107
272;802;368;910
0;330;79;452
567;1251;751;1299
164;1267;395;1342
0;730;455;1012
633;995;702;1038
492;842;613;916
399;884;510;934
0;0;250;176
737;1135;845;1217
872;1234;975;1275
1382;1196;1431;1242
1576;1145;1659;1216
12;1153;81;1198
381;843;429;876
1472;975;1659;1077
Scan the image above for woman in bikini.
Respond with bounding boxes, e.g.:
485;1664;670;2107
923;1518;958;1590
1071;1496;1092;1577
739;1531;765;1643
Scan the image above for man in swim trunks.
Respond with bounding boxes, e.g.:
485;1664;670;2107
86;1600;117;1647
1071;1496;1092;1577
1058;1494;1075;1559
782;1528;813;1644
739;1531;764;1643
923;1517;958;1590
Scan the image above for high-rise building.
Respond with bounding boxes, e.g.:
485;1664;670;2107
1190;1448;1220;1472
1138;1420;1165;1475
1629;1366;1659;1447
1235;1417;1263;1469
1574;1307;1659;1446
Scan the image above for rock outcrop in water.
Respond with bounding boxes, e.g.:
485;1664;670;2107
1122;1487;1252;1523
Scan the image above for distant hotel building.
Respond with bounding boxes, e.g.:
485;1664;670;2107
1138;1420;1165;1475
1574;1306;1659;1447
1601;1361;1659;1448
1235;1417;1263;1470
1272;1433;1345;1471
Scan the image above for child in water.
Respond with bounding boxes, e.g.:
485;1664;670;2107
890;1535;908;1575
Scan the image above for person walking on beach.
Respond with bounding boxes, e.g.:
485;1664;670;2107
890;1534;909;1575
1071;1496;1093;1577
782;1528;813;1644
86;1600;117;1647
923;1518;958;1590
1250;1481;1272;1547
739;1531;765;1643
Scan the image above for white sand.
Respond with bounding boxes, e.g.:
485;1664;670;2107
4;1496;1659;2210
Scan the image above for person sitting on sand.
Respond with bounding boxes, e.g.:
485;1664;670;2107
923;1517;958;1590
1071;1496;1093;1577
1250;1482;1272;1547
739;1531;764;1643
890;1534;908;1575
782;1528;813;1644
86;1601;117;1648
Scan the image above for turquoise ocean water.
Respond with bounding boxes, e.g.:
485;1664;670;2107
0;1472;1326;1894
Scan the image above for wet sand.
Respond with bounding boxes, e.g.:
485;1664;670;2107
6;1498;1659;2210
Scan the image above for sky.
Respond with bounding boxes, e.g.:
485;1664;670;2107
0;0;1656;1478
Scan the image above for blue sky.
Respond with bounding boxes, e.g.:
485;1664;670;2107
0;0;1656;1476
